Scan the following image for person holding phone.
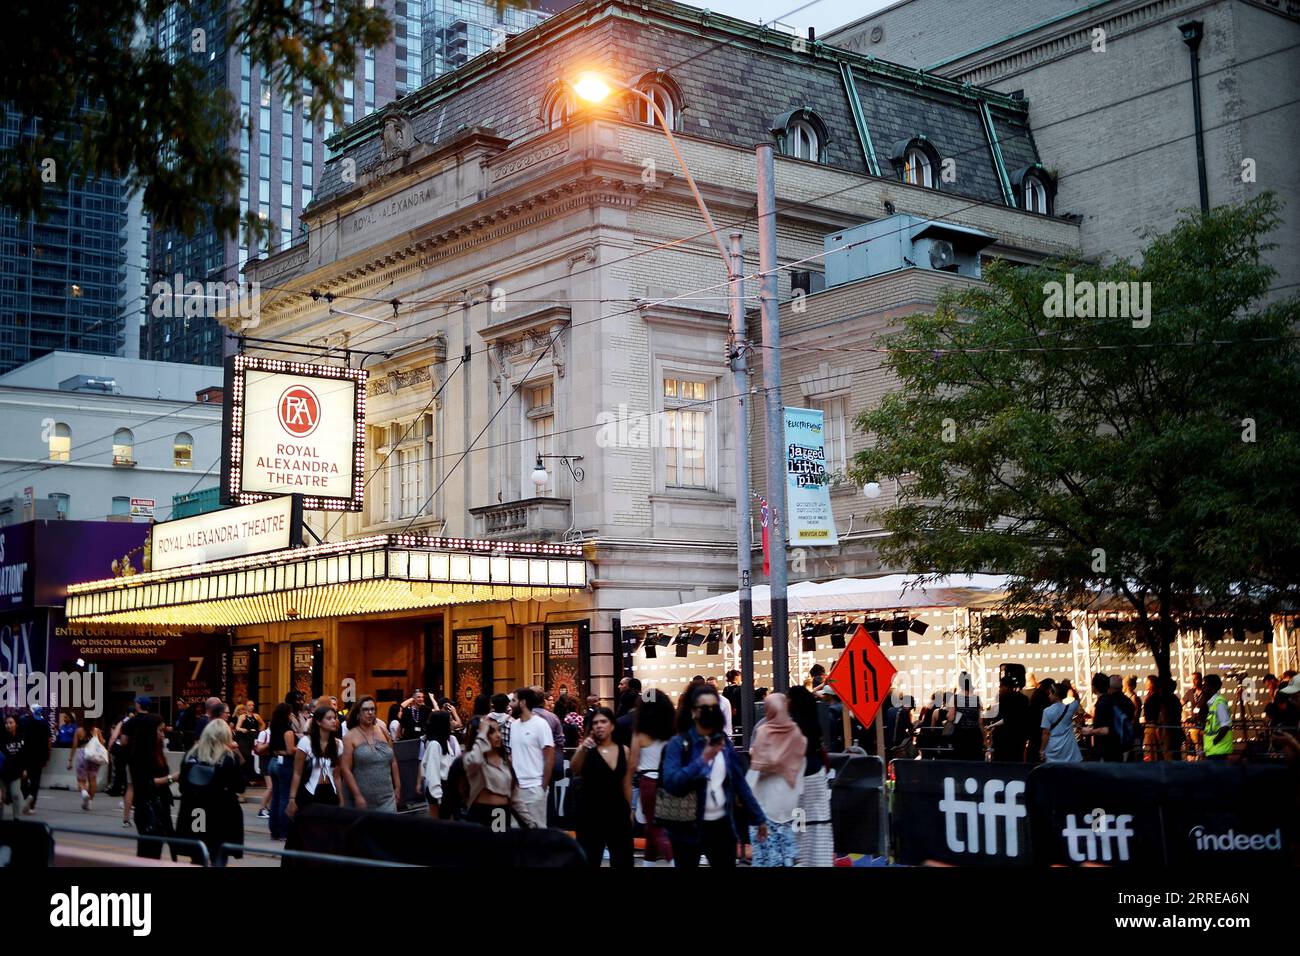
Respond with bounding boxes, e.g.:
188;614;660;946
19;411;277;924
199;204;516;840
660;684;767;868
570;706;634;868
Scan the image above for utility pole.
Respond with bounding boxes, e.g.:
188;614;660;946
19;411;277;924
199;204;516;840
756;143;789;694
729;231;755;747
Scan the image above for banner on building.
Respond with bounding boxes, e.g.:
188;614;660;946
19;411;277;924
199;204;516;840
453;628;491;706
290;641;321;701
221;354;367;512
544;620;590;702
783;407;838;546
892;760;1033;866
1028;761;1292;867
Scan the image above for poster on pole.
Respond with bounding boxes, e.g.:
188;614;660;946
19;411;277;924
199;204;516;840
784;407;838;546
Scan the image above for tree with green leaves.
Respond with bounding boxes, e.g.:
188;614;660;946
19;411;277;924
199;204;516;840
2;0;394;244
852;194;1300;682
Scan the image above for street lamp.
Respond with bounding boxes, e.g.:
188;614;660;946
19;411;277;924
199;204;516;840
570;71;731;272
571;68;759;744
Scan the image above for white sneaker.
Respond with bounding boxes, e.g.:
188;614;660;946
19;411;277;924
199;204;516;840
117;800;124;809
81;789;90;810
122;819;132;828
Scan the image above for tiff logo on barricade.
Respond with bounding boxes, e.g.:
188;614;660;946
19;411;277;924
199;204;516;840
1062;809;1135;863
937;776;1028;856
50;887;151;936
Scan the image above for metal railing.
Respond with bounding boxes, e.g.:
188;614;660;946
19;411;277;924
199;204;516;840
48;824;210;866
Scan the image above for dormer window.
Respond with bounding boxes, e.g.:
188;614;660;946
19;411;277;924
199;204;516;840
773;109;829;163
628;72;685;131
1011;164;1056;215
891;137;942;189
543;85;575;130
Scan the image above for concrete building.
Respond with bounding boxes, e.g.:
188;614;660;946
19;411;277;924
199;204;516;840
0;108;129;373
826;0;1300;289
177;0;1082;706
145;0;430;367
0;352;223;525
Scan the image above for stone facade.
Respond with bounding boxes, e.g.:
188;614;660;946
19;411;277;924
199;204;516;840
827;0;1300;288
233;0;1080;699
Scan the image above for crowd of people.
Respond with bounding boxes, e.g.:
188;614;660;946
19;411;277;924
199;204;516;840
880;668;1300;764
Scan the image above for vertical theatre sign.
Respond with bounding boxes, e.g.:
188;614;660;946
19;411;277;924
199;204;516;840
221;354;367;511
784;407;838;546
545;620;590;702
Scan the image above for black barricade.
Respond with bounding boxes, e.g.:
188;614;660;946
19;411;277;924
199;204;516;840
393;738;422;809
1028;761;1294;867
891;760;1034;866
828;753;885;856
285;804;586;867
0;820;55;867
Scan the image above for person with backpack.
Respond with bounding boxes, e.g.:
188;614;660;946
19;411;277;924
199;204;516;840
176;718;245;865
1084;674;1136;761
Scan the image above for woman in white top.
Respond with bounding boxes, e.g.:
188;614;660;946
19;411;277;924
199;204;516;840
743;692;806;867
286;704;342;819
627;689;676;865
255;726;273;817
415;710;458;817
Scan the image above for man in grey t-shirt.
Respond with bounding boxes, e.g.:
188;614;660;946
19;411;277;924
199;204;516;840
1040;679;1082;763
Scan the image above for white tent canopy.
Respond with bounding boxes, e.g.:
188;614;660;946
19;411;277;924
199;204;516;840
619;574;1011;628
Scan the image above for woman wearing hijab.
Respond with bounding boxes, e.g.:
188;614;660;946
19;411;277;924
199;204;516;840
744;692;806;867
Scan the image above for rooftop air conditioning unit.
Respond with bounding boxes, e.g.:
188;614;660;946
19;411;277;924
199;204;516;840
823;214;994;288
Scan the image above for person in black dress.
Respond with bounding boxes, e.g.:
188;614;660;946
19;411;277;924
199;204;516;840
128;714;177;860
570;706;634;868
990;677;1031;761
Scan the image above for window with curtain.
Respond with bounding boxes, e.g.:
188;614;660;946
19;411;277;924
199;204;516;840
902;147;933;187
525;382;555;496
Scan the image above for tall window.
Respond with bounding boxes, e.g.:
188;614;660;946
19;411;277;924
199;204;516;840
399;447;422;518
819;396;848;477
902;147;933;187
664;376;709;488
525;382;555;496
524;625;546;686
112;428;134;465
787;120;819;161
173;432;193;468
48;422;71;461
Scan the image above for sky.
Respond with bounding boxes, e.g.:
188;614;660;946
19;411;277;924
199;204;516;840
689;0;899;35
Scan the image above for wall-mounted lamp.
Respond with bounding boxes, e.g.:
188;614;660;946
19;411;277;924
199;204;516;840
531;454;585;489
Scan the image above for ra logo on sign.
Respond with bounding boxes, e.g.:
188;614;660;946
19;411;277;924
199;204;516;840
278;384;321;437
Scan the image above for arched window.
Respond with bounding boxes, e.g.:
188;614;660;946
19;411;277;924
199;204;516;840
174;432;193;468
773;109;828;163
789;120;819;161
48;422;71;462
638;83;675;129
543;87;574;130
630;73;685;131
902;147;932;187
1022;177;1048;213
112;428;134;466
1011;165;1055;215
891;137;942;189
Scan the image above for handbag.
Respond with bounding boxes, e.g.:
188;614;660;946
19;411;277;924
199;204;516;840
890;710;917;760
652;736;700;826
84;736;109;765
183;757;216;788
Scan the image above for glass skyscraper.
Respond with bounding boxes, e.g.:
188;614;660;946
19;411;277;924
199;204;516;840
0;108;129;373
422;0;550;81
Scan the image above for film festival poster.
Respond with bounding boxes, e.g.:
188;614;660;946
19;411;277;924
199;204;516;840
291;642;316;699
229;646;253;706
545;621;590;702
453;628;488;707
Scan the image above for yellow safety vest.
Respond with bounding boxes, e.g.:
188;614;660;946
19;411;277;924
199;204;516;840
1203;692;1233;756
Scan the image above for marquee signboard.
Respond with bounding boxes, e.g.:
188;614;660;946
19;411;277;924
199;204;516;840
150;495;302;572
221;355;367;511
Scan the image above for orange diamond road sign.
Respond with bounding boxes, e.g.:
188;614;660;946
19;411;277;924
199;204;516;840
828;624;897;728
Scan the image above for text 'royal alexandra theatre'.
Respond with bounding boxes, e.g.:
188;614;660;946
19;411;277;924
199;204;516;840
62;354;594;717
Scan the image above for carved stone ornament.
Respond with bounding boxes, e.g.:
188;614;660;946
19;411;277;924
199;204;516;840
381;113;417;161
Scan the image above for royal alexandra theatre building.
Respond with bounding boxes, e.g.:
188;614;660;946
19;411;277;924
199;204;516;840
62;355;591;716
